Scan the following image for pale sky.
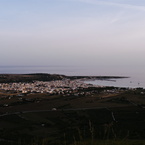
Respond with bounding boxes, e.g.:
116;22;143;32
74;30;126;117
0;0;145;67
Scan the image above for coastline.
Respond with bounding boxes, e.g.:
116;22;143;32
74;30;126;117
0;73;143;89
0;73;128;83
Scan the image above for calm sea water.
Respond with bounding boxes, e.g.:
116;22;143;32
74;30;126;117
0;66;145;88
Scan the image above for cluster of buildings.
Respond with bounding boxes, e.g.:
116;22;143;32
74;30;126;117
0;79;96;94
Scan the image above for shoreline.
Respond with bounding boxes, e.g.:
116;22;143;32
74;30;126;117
0;73;129;83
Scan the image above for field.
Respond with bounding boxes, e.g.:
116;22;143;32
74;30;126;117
1;87;145;145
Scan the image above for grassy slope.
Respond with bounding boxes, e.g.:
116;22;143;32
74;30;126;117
1;89;145;144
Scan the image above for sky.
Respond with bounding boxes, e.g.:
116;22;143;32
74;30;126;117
0;0;145;67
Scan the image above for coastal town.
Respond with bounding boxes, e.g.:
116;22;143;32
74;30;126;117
0;77;130;109
0;79;97;94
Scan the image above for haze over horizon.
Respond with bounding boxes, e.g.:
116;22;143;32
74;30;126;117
0;0;145;68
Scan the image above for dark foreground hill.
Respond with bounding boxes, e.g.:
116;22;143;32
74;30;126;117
1;88;145;145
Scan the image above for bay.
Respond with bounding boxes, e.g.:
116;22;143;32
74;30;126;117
0;66;145;88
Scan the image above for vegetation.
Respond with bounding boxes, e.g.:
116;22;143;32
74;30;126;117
70;139;145;145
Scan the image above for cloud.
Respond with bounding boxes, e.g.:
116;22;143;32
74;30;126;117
77;0;145;11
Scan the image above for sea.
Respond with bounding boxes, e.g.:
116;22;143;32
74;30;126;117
0;66;145;88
